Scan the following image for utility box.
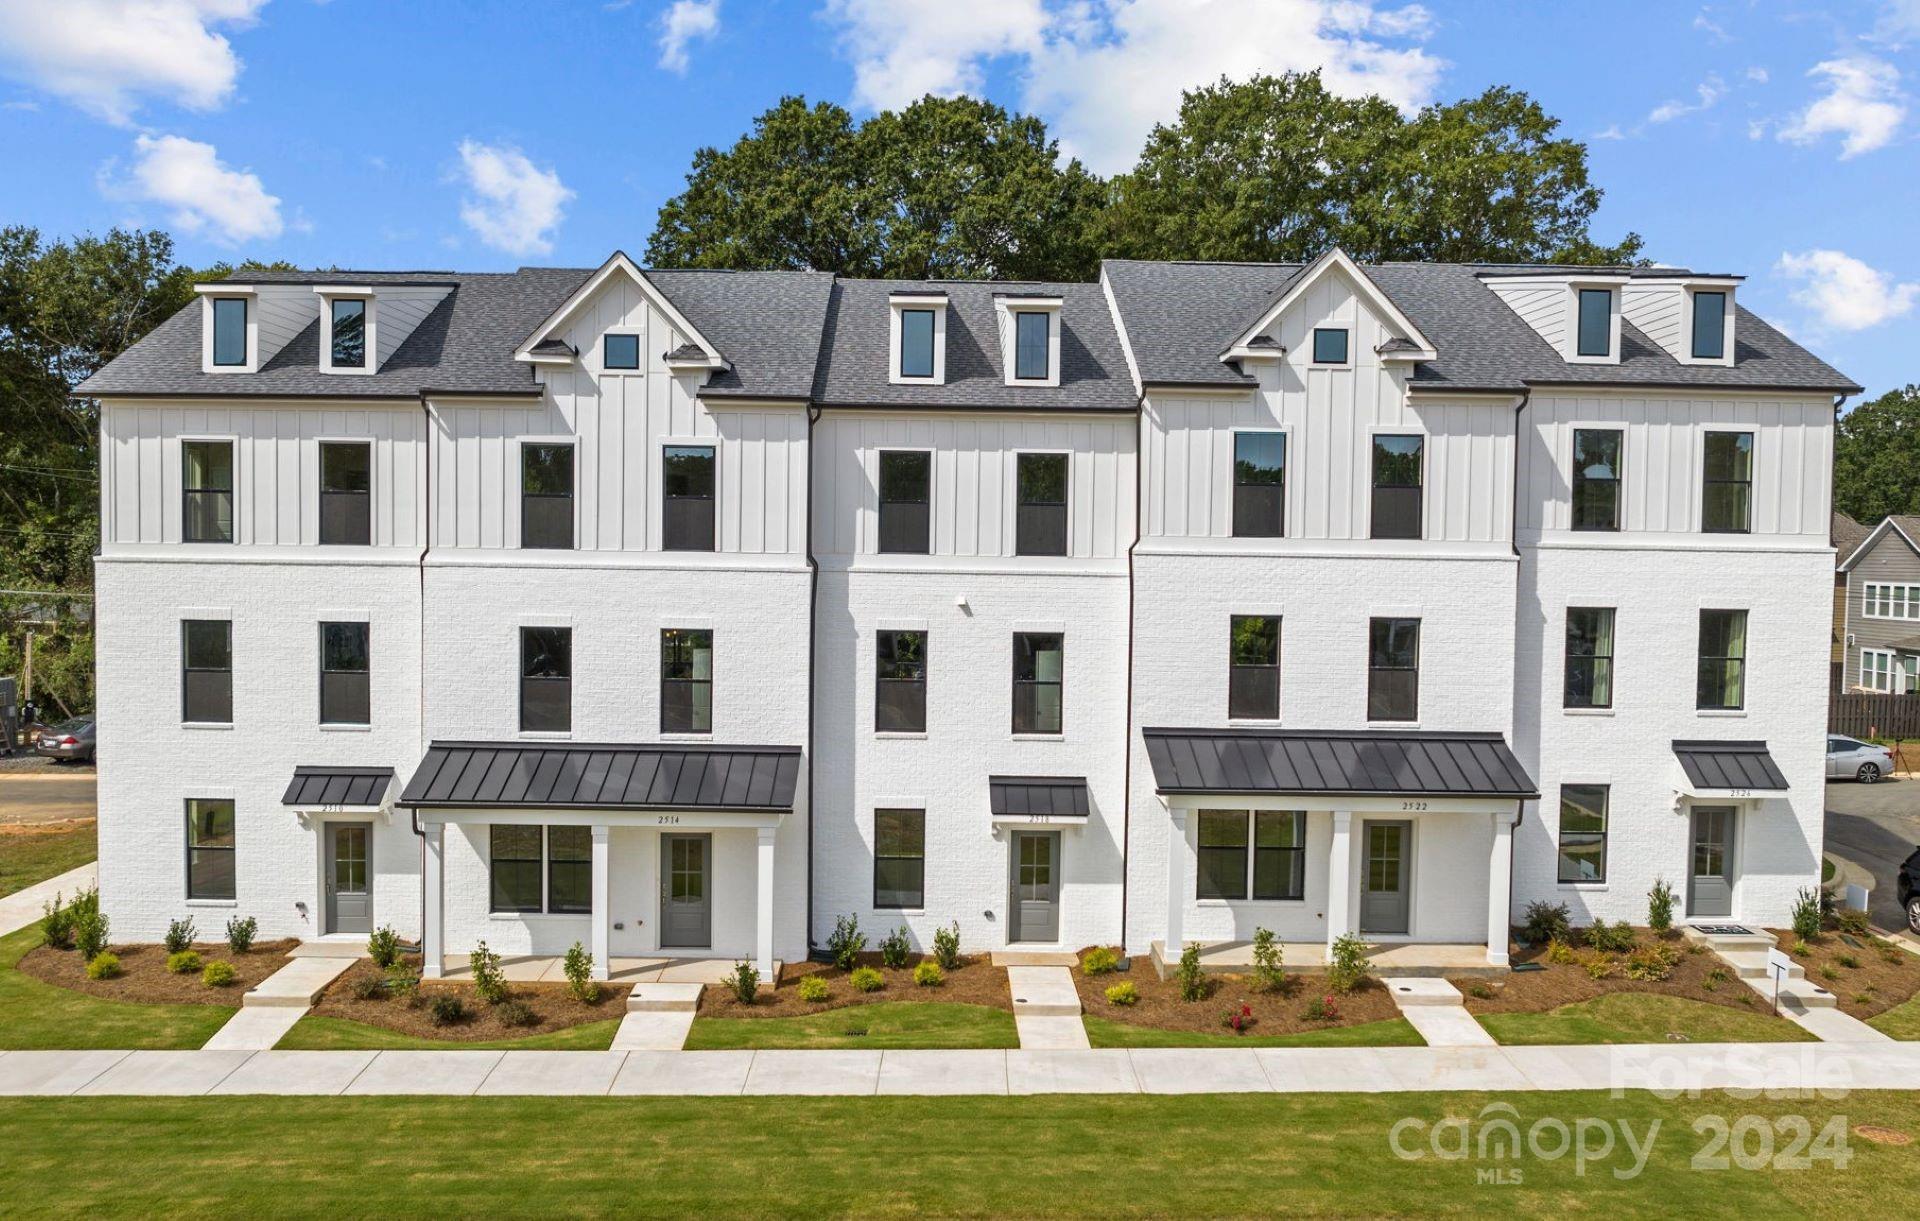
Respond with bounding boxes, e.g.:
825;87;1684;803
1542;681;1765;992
0;676;16;754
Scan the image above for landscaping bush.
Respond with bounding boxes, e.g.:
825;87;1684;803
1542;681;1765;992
827;914;866;971
878;926;911;969
1545;938;1575;965
166;949;203;975
1104;981;1139;1006
496;999;538;1028
367;925;401;969
1820;964;1841;983
563;941;599;1004
202;961;236;987
41;892;75;950
74;907;110;963
932;921;962;971
429;995;468;1026
1837;952;1861;970
1647;878;1677;934
386;967;421;1008
1251;926;1285;993
1080;946;1119;975
86;952;121;980
849;966;884;993
798;975;831;1003
225;914;257;954
1303;994;1339;1022
1582;918;1636;955
1624;943;1678;982
164;917;196;954
1176;941;1208;1002
1582;953;1616;980
1221;1002;1254;1034
1703;966;1729;991
351;972;389;1001
1792;939;1812;957
1790;887;1823;942
1326;934;1370;994
1835;907;1872;937
469;941;508;1004
1467;982;1495;1000
1521;899;1571;946
726;960;760;1005
913;960;944;987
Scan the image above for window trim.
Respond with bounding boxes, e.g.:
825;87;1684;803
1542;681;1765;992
1569;427;1623;532
1700;428;1754;535
319;294;374;374
874;628;928;734
1013;450;1070;557
519;439;577;550
207;295;252;370
1011;631;1065;736
1231;429;1287;539
889;297;948;384
602;333;642;371
1227;614;1282;722
995;298;1063;386
317;438;374;546
661;442;718;552
1563;606;1616;711
1310;327;1351;367
1366;616;1421;724
185;797;237;901
318;620;371;727
1368;432;1425;542
518;625;573;734
1195;809;1307;902
1684;285;1734;366
876;449;932;555
181;437;237;544
1013;310;1052;381
1574;288;1614;359
1862;582;1920;621
1696;608;1748;712
1556;783;1610;884
660;627;714;735
872;808;927;910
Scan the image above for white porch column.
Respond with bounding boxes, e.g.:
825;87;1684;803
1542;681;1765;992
1326;810;1354;949
1486;807;1520;966
590;824;611;982
755;826;777;982
421;820;445;979
1164;808;1189;957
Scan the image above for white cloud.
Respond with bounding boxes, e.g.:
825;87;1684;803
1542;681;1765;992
455;139;573;257
657;0;720;73
0;0;266;124
1778;55;1906;158
1746;65;1768;83
106;133;283;244
1776;248;1919;331
1692;11;1730;43
1593;123;1625;141
1871;0;1920;46
1648;73;1725;123
823;0;1047;109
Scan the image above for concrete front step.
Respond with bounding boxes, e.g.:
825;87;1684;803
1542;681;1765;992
1682;925;1778;953
991;950;1080;968
243;956;356;1008
1007;966;1082;1018
1382;977;1464;1007
627;982;705;1013
1719;949;1806;981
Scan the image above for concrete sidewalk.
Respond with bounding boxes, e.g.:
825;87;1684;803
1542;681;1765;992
0;862;97;938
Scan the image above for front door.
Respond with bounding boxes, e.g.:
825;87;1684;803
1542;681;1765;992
660;833;711;948
1360;821;1411;935
1009;831;1060;943
325;822;372;935
1689;806;1736;919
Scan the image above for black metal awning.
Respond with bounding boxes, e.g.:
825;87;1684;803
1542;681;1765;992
281;767;396;807
989;776;1091;819
1673;741;1789;792
1142;728;1538;799
396;741;802;812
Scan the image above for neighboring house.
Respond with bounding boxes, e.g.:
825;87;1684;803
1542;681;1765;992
1831;512;1871;691
78;248;1856;977
1838;515;1920;693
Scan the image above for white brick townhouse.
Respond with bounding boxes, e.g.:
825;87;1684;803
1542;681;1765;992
79;247;1857;979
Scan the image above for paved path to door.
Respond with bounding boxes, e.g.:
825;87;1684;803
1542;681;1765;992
0;861;96;939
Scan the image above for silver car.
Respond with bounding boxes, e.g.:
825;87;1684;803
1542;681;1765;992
1827;735;1894;784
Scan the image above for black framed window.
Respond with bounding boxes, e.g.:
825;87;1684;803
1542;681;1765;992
603;334;640;369
663;445;716;551
1014;311;1050;380
547;826;592;914
1197;811;1249;900
1563;607;1614;710
1312;327;1349;364
1702;432;1752;534
899;309;935;378
330;298;366;368
873;808;925;908
877;450;931;554
185;798;236;900
1556;784;1609;883
661;628;713;734
1232;432;1285;538
319;441;372;545
211;297;247;366
1691;291;1726;359
1697;609;1747;711
1576;288;1612;357
1370;435;1422;540
1367;617;1419;722
519;626;572;732
1228;615;1280;720
876;629;927;733
1570;429;1621;532
490;825;543;913
1012;632;1063;735
320;621;370;726
1015;452;1068;556
182;619;233;724
182;440;234;543
521;443;574;550
1254;811;1307;900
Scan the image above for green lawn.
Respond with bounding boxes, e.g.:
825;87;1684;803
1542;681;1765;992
0;923;236;1050
1868;992;1920;1040
1082;1014;1424;1048
684;1002;1017;1050
274;1014;621;1051
0;821;96;898
1477;992;1817;1045
2;1092;1913;1216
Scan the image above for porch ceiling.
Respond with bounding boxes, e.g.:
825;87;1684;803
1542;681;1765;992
1142;728;1538;799
396;740;802;812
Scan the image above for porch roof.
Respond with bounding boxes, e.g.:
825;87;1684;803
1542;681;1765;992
280;766;395;808
1672;740;1789;792
1141;728;1538;799
988;776;1091;818
396;741;802;812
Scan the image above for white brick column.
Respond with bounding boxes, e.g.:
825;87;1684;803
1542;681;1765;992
1486;806;1520;966
590;824;611;982
1326;810;1353;949
1164;807;1189;958
756;826;777;982
421;820;445;979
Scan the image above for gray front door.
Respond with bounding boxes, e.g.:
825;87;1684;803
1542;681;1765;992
1009;831;1060;943
326;822;372;935
661;833;711;948
1689;806;1736;919
1360;821;1411;935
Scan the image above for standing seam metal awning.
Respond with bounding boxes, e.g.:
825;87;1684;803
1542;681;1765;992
396;741;802;811
1672;741;1789;792
1142;728;1538;798
988;776;1091;818
281;767;396;807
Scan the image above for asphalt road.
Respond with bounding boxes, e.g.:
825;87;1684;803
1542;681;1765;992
1824;777;1919;931
0;767;97;827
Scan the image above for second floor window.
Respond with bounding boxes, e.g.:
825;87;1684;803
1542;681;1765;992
900;309;935;378
1576;288;1612;357
1691;291;1727;359
182;619;232;724
183;440;234;543
1702;432;1753;533
1016;453;1068;556
877;451;930;554
1367;617;1419;722
1014;311;1050;380
521;443;574;550
330;299;366;368
319;441;371;545
1564;607;1614;709
1013;632;1063;734
663;445;716;551
1370;435;1422;540
1232;432;1285;538
1570;429;1622;531
1557;784;1609;883
875;629;927;733
320;622;370;726
520;626;571;732
1864;583;1920;620
1697;609;1747;710
1228;615;1280;720
661;628;713;734
211;297;247;366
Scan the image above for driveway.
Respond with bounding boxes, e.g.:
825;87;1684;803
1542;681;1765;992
1823;778;1919;931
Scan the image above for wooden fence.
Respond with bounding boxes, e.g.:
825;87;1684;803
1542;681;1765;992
1830;693;1920;742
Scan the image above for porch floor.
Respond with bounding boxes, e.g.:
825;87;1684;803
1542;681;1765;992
1148;940;1501;979
438;955;783;985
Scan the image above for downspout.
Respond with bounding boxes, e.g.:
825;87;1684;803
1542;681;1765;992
805;402;821;958
1118;389;1146;949
411;391;435;945
1510;388;1531;558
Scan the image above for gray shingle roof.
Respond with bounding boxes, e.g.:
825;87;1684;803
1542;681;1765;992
281;766;396;807
1142;728;1539;798
988;776;1092;818
1831;511;1871;560
397;740;803;811
644;268;833;400
1672;740;1789;791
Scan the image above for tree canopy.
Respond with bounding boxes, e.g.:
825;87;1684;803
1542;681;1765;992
1834;385;1920;524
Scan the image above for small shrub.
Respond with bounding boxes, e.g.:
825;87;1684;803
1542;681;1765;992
563;941;599;1003
1647;878;1677;934
164;917;196;954
86;952;121;980
1251;927;1285;993
1790;887;1823;942
74;907;110;963
41;892;76;950
1835;908;1872;937
1545;939;1576;966
1176;941;1208;1003
1582;953;1616;980
1326;934;1370;994
798;975;831;1003
469;941;508;1004
1521;900;1571;946
429;994;468;1026
202;961;236;987
932;921;962;971
366;925;401;969
1792;939;1812;957
1104;981;1139;1006
495;999;538;1028
1877;942;1907;966
1221;1001;1254;1034
1080;946;1119;975
225;914;257;954
1303;994;1339;1022
1820;964;1840;983
1837;952;1861;970
386;966;421;1007
826;914;867;971
350;972;389;1001
166;949;203;975
1467;982;1495;1000
914;960;944;987
849;966;884;993
878;926;911;969
1583;918;1636;955
1624;943;1677;982
725;960;760;1005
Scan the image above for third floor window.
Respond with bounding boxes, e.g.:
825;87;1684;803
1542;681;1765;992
1232;432;1285;538
663;445;716;551
1370;435;1422;540
1015;453;1068;556
1570;429;1622;531
319;441;372;545
330;299;367;368
877;451;931;554
1702;432;1753;534
521;443;575;550
183;440;234;543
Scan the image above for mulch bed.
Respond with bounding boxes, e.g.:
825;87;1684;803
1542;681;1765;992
701;953;1010;1018
1068;949;1402;1035
1770;926;1920;1019
1451;929;1763;1016
306;958;631;1042
18;940;296;1004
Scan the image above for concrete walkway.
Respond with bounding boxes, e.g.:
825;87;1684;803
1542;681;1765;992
199;951;359;1050
7;1041;1920;1097
0;862;96;938
1008;966;1090;1050
1383;977;1496;1046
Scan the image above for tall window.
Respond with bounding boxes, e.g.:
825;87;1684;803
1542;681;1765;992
489;826;543;912
1367;617;1420;722
1012;632;1064;734
663;445;716;551
1863;583;1920;620
211;297;247;366
1370;435;1423;540
547;826;592;914
661;629;713;734
519;626;572;732
1312;327;1349;364
1556;784;1609;883
1570;429;1622;531
319;441;372;545
1691;291;1726;359
182;619;233;724
1564;608;1615;710
873;809;926;909
1702;432;1753;534
1233;432;1285;538
1697;609;1747;710
521;443;574;550
875;629;927;733
185;798;236;900
1196;810;1306;901
1014;311;1050;380
899;309;935;378
1228;615;1281;720
877;450;931;554
1576;288;1612;357
320;622;370;726
1015;453;1068;556
603;334;640;369
330;299;367;368
182;440;234;543
1860;649;1895;693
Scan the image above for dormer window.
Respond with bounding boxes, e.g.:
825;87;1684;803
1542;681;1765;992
211;298;248;367
1311;327;1349;365
994;295;1061;387
1576;289;1613;358
1691;291;1727;360
1014;312;1049;380
330;299;366;368
888;294;948;385
315;288;377;375
901;311;935;377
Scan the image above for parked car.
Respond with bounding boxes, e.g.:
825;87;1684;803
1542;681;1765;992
1901;847;1920;935
33;716;95;763
1827;735;1895;783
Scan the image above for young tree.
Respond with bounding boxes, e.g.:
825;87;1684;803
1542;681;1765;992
1834;385;1920;523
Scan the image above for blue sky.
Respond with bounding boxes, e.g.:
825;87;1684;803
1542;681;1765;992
1;0;1915;398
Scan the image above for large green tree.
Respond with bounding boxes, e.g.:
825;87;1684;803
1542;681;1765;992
1834;385;1920;524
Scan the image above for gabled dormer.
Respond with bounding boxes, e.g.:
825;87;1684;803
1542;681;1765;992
888;290;948;385
993;293;1062;387
1621;275;1740;368
1481;272;1627;365
515;251;727;383
1220;248;1436;371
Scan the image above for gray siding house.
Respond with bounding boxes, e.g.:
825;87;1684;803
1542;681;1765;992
1839;515;1920;692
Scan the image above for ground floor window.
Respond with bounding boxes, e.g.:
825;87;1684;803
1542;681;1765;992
1556;784;1609;883
873;808;925;908
547;826;592;914
1197;809;1306;901
491;825;595;914
489;825;544;912
185;798;236;900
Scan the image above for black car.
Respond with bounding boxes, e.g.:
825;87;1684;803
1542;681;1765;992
1903;847;1920;935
